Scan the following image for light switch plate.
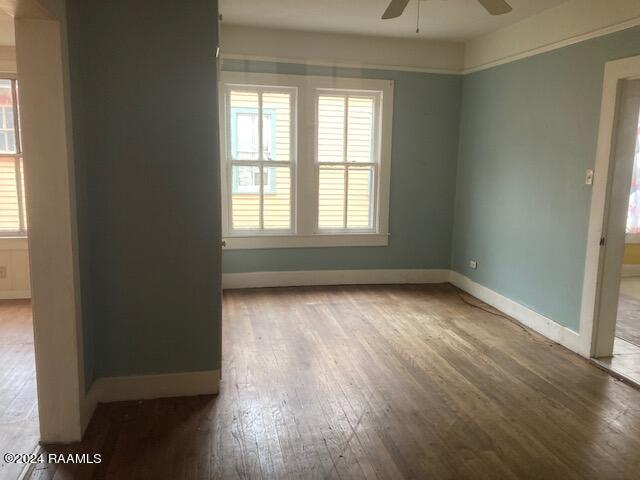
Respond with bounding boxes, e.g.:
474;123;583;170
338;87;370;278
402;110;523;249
585;169;594;185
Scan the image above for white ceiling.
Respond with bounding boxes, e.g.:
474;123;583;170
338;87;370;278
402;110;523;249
220;0;570;41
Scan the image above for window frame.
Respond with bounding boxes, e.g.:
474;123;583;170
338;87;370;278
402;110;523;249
219;72;393;250
313;89;382;234
0;75;27;238
221;83;298;236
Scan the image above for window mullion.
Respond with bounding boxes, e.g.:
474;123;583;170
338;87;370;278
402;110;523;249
299;89;315;235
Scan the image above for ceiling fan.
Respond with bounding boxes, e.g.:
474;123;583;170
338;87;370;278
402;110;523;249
382;0;512;19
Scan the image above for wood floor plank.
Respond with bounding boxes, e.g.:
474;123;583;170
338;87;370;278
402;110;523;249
0;299;38;480
30;284;640;479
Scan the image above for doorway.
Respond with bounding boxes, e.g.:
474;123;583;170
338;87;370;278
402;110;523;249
582;57;640;384
593;78;640;384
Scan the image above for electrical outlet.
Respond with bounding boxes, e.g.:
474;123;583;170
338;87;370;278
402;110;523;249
469;260;478;270
0;266;7;279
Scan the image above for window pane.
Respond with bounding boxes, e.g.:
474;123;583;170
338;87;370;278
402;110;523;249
232;164;263;194
263;166;290;230
318;95;345;163
263;92;290;161
230;90;259;160
231;165;260;230
0;80;16;154
347;97;374;163
0;157;20;231
318;165;345;229
347;166;373;229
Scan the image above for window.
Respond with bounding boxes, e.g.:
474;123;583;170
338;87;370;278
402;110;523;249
224;87;294;233
0;78;26;236
220;73;393;249
317;93;378;231
626;111;640;243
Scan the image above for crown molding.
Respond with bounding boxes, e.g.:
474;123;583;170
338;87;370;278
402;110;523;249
220;24;465;76
221;53;463;76
463;16;640;74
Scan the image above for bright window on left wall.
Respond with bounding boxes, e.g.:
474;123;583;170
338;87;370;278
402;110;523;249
0;78;26;236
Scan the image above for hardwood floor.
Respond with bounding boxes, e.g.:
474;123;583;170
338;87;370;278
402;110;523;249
596;337;640;386
616;277;640;347
0;299;38;480
33;285;640;479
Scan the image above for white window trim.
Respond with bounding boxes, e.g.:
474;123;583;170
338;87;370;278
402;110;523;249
220;82;298;237
219;71;394;250
0;77;27;238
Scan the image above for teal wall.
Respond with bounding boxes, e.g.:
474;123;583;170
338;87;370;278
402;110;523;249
452;26;640;332
66;0;221;385
221;60;462;273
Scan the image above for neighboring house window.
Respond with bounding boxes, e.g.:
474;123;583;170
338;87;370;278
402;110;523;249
0;78;26;236
221;73;393;248
626;112;640;243
230;108;277;194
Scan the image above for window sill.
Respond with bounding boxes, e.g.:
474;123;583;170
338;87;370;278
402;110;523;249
223;233;389;250
0;236;28;250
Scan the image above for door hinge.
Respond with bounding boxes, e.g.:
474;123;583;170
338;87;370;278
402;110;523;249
599;237;606;246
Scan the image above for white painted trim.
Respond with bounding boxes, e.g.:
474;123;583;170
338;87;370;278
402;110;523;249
0;289;30;299
222;53;463;76
222;268;450;289
82;370;220;432
16;10;86;444
621;264;640;277
580;54;640;359
449;271;585;356
0;237;27;250
224;233;389;250
463;16;640;74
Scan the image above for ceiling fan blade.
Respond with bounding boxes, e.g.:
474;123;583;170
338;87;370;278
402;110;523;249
381;0;411;19
477;0;513;15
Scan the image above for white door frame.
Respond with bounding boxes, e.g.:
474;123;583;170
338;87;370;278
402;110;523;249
580;54;640;358
11;0;87;442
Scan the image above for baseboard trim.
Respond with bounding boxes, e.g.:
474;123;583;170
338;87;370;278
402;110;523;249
448;271;584;355
222;268;451;289
0;290;30;299
82;369;220;432
621;264;640;277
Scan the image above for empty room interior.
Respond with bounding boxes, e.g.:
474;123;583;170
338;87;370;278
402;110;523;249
3;0;640;479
